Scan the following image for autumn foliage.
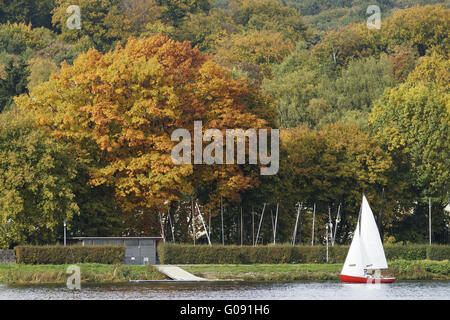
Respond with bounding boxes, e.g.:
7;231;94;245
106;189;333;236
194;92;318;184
1;1;449;245
16;35;270;211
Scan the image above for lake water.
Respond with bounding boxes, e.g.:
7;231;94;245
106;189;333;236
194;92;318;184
0;281;448;300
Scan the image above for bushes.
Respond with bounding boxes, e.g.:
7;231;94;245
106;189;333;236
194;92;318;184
426;245;450;261
12;244;450;265
385;245;450;261
14;245;125;265
158;244;351;264
158;243;450;264
384;245;428;261
0;263;169;284
388;260;450;280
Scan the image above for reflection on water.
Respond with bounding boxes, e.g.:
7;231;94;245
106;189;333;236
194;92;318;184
0;281;449;300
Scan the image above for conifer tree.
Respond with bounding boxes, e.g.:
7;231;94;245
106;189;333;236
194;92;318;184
0;58;30;112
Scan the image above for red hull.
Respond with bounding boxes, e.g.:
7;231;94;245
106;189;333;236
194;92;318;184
340;274;396;283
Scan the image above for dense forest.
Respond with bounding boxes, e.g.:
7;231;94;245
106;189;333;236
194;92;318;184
0;0;448;248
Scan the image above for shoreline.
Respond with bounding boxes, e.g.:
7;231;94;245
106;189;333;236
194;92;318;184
0;260;448;285
182;260;450;282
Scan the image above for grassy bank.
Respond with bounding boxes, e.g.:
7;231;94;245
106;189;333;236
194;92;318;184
183;260;450;282
1;260;448;284
0;263;168;284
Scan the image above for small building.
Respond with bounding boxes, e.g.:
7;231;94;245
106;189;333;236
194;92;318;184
69;237;163;265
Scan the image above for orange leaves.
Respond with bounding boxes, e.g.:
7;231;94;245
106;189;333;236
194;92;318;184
16;34;269;210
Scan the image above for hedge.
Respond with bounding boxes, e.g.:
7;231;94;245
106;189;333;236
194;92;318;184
14;245;125;265
427;245;450;261
158;244;348;264
384;245;428;261
157;243;450;264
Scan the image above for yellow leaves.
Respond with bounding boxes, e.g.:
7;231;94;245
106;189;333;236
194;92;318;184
214;30;295;80
407;53;450;92
385;4;450;56
281;122;393;191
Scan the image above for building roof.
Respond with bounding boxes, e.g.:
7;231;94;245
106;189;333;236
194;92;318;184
68;236;163;240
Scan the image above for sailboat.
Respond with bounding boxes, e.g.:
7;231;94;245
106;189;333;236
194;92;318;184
340;194;395;283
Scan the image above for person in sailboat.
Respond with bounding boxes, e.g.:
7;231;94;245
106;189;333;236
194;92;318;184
374;269;381;279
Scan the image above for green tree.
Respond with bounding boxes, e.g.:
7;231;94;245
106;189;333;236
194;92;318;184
370;82;449;199
317;55;395;128
0;0;57;29
157;0;211;26
370;52;449;198
0;110;79;248
0;58;30;112
52;0;126;52
230;0;307;42
68;169;126;237
173;11;231;52
264;47;394;128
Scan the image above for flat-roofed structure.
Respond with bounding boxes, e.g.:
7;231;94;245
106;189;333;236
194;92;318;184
69;237;163;265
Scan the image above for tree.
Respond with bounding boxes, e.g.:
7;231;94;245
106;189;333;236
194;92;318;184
51;0;129;52
369;53;449;199
173;11;231;52
15;35;271;225
316;54;395;127
406;52;450;91
0;58;30;112
27;57;59;90
264;48;394;128
384;5;449;57
230;0;308;42
248;122;393;244
0;0;57;29
156;0;211;26
262;67;319;127
68;168;126;237
215;30;295;82
0;22;32;55
388;45;419;84
311;22;385;70
0;110;79;248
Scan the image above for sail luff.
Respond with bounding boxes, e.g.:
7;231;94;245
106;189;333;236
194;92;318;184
341;208;365;277
360;195;388;269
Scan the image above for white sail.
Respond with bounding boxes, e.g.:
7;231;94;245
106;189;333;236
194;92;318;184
341;225;366;277
341;195;388;277
360;195;388;269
